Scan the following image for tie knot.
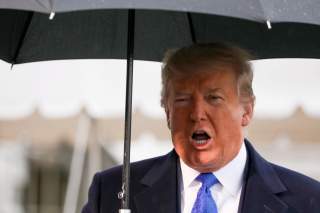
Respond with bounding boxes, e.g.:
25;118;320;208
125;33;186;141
196;173;218;188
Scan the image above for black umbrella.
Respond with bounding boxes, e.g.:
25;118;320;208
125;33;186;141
1;4;320;212
1;9;320;64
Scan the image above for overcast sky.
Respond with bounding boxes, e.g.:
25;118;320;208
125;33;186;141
0;58;320;119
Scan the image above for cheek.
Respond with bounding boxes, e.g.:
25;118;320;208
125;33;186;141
169;109;191;145
171;128;190;158
223;105;243;123
169;108;188;129
170;120;188;141
210;107;243;137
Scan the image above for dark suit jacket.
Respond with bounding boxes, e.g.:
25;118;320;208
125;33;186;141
82;140;320;213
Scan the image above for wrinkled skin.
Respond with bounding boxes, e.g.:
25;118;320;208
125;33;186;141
165;68;253;172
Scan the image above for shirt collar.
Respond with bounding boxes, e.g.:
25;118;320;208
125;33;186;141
214;142;247;196
180;157;199;191
179;141;247;197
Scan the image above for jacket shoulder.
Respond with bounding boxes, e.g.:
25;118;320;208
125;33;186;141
244;140;320;212
271;163;320;208
98;154;168;181
82;154;171;213
271;163;320;195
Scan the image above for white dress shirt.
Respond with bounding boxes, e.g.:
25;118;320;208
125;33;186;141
179;142;247;213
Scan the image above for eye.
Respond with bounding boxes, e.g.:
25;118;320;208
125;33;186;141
174;95;190;105
208;94;219;100
175;97;188;102
206;94;223;103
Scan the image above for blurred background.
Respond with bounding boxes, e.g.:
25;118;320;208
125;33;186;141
0;58;319;213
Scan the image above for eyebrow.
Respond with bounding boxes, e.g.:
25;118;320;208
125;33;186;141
206;88;223;93
174;92;191;96
174;88;223;96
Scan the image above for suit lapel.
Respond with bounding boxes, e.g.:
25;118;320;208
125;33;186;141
134;151;179;213
241;172;289;213
240;140;289;213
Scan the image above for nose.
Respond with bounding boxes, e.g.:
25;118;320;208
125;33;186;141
190;97;207;122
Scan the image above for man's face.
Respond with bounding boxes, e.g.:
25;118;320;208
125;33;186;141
165;67;253;172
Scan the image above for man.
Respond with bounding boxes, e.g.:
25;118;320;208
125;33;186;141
82;43;320;213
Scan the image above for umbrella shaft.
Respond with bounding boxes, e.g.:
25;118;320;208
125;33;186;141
121;9;135;210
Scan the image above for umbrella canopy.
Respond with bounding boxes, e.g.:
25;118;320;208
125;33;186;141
1;9;320;64
1;0;320;25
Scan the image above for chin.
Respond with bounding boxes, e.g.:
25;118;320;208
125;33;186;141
190;156;221;172
192;163;219;173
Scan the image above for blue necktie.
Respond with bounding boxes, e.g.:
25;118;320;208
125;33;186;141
191;173;218;213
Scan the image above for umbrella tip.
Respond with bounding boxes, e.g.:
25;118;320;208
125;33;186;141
266;20;272;30
49;12;55;20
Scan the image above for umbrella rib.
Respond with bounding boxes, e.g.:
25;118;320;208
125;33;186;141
34;0;52;12
11;12;33;65
187;12;196;43
256;0;270;23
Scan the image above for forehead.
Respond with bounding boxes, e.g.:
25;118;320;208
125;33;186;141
169;67;238;92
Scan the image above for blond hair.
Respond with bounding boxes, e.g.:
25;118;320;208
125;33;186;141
160;42;255;107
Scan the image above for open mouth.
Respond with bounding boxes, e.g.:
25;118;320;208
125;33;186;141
191;130;211;145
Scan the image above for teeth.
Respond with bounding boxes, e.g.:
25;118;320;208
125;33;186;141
194;140;207;144
194;130;205;134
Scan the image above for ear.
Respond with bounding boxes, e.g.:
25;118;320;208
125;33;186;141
241;100;254;127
